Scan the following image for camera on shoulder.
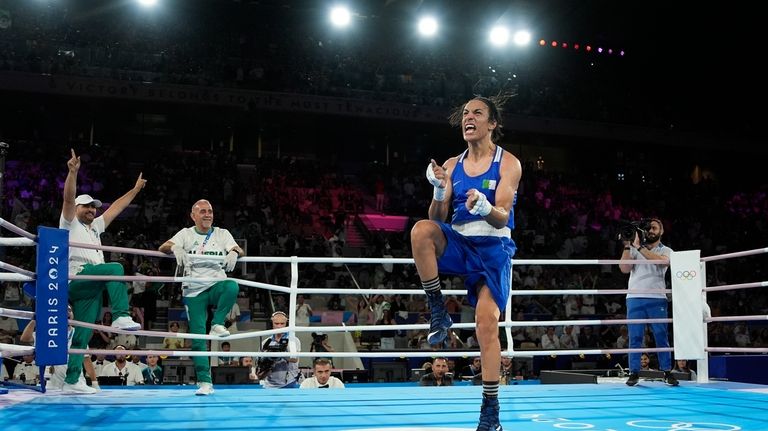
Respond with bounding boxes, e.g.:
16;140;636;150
618;219;653;244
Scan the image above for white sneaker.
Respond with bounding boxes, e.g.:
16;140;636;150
112;316;141;331
63;381;99;394
209;324;230;337
90;381;101;392
195;382;214;396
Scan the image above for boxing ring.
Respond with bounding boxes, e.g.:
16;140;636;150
1;218;767;431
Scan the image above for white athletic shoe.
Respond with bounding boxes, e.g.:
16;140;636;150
63;380;99;394
111;316;141;331
195;382;214;396
209;324;230;337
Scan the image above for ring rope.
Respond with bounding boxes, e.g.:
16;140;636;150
69;346;675;359
703;281;768;292
700;246;768;262
0;273;34;282
0;307;35;319
0;217;36;239
0;237;36;246
68;272;674;297
0;261;36;277
706;347;768;353
706;315;768;323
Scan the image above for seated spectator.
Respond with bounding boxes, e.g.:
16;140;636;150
142;354;163;385
615;325;629;349
673;359;697;380
541;326;561;350
99;345;144;385
130;353;148;373
499;356;522;385
241;356;258;382
216;341;239;366
559;325;578;349
460;357;481;379
90;320;113;349
0;316;19;338
420;357;453;387
640;353;653;371
446;331;466;349
163;321;188;349
466;331;480;349
113;331;138;350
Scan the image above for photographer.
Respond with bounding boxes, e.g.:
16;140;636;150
618;218;678;387
310;331;336;367
256;311;302;388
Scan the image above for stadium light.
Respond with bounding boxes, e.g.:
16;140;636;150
489;26;510;47
330;6;351;28
513;30;531;46
418;16;438;37
137;0;158;7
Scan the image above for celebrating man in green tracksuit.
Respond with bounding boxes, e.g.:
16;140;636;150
60;149;145;394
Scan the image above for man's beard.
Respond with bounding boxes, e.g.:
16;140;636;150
645;233;660;243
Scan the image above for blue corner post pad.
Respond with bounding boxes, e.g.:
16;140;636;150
35;226;69;368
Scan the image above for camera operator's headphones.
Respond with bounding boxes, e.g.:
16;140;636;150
271;311;288;322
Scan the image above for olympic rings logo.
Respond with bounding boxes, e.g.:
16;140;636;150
627;419;741;430
675;270;697;280
521;414;742;431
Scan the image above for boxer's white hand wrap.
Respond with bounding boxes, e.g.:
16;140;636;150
469;190;493;216
426;163;446;201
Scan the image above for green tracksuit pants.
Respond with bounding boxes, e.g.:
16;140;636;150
184;280;238;384
66;263;130;384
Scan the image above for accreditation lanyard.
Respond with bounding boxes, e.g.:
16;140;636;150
197;229;214;255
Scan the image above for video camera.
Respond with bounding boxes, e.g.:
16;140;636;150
311;332;329;352
312;331;327;344
255;340;288;379
618;219;653;244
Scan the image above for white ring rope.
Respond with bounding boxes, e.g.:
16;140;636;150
0;307;671;340
69;346;674;359
0;307;35;319
0;343;35;358
0;217;37;239
0;237;36;246
235;256;668;266
70;273;672;298
704;281;768;292
706;315;768;323
700;246;768;262
706;347;768;353
0;273;34;282
0;261;36;277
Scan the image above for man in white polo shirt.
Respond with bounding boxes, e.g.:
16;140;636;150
619;217;678;387
59;149;145;393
